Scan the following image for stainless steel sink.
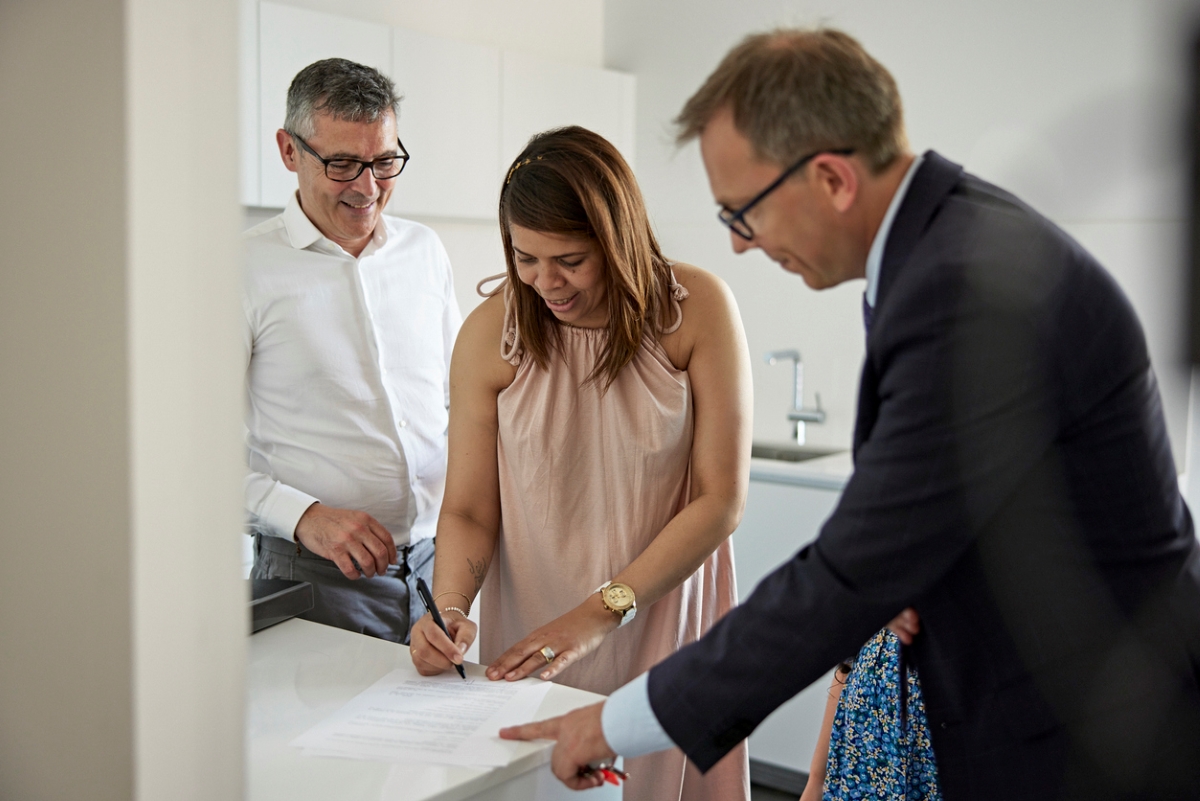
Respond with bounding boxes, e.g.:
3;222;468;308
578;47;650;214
750;442;843;463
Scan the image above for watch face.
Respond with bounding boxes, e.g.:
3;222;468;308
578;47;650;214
603;583;634;612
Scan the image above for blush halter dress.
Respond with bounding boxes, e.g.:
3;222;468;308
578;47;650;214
478;274;749;801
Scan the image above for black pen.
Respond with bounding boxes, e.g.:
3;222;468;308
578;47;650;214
415;576;466;679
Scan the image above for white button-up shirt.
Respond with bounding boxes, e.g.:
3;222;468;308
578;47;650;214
242;195;462;547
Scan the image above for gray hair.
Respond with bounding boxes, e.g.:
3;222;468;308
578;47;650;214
284;58;402;139
675;28;907;174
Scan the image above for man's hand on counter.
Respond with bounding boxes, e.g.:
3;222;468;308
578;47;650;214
500;702;616;790
294;502;398;579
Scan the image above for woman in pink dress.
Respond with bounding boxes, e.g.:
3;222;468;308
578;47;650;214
410;126;752;801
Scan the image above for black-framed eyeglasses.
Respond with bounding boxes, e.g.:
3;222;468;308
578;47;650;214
718;148;855;240
289;132;410;182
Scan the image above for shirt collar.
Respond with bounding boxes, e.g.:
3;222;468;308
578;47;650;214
865;153;924;308
280;191;389;255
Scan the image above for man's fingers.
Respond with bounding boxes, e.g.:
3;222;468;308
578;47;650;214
562;774;604;790
366;520;397;566
357;530;390;576
346;542;378;578
505;704;613;792
548;733;611;786
296;505;398;575
550;749;602;786
552;759;604;789
499;717;560;742
331;552;361;580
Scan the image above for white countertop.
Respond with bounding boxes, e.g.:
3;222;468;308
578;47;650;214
247;618;618;801
749;449;854;491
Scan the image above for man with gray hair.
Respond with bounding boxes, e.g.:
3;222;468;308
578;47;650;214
243;58;461;642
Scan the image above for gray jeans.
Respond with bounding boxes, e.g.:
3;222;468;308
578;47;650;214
252;533;435;644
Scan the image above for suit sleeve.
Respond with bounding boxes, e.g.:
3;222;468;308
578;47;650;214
647;229;1123;770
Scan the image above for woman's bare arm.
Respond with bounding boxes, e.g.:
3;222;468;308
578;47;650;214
410;294;516;675
608;264;753;604
800;667;849;801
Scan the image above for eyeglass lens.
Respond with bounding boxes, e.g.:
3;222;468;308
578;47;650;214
718;209;755;240
325;158;404;182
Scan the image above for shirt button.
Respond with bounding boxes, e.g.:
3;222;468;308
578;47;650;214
399;420;408;428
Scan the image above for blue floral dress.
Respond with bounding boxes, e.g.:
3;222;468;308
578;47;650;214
823;629;942;801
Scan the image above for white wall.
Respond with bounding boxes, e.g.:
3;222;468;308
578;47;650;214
0;2;133;797
258;0;604;67
605;0;1198;467
129;0;247;798
0;1;246;799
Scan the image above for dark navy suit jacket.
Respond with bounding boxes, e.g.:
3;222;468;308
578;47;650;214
648;152;1200;800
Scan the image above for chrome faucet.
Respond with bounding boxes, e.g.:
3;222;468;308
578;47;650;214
765;349;826;445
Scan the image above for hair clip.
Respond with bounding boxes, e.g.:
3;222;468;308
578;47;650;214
505;155;543;185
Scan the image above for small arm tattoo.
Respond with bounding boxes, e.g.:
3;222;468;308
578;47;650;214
468;557;488;593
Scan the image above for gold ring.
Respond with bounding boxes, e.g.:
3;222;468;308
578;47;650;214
540;646;555;663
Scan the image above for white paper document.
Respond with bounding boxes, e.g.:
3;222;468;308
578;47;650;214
291;669;552;767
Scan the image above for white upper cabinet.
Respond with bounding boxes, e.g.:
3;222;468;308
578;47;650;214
390;29;501;221
501;52;636;175
257;2;391;209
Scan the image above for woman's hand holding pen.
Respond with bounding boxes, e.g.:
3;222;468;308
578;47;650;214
487;594;620;682
410;610;478;676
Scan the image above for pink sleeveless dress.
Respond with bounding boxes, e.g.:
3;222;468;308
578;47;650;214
479;276;749;801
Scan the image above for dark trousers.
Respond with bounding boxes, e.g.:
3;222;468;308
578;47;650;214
252;533;435;644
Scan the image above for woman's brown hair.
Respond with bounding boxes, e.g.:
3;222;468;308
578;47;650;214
498;126;674;391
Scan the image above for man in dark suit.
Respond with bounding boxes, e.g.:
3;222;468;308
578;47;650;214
502;28;1200;799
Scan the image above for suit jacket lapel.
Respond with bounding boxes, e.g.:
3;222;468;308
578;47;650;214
852;151;965;455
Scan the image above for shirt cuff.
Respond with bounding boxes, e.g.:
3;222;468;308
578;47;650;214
260;483;319;539
601;672;676;758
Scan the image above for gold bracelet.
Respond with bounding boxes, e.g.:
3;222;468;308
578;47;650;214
441;606;470;619
434;590;472;613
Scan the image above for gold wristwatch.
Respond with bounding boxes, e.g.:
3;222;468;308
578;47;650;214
595;581;637;627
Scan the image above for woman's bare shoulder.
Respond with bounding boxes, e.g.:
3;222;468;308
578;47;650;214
669;262;739;328
460;292;507;341
454;292;517;390
659;262;742;369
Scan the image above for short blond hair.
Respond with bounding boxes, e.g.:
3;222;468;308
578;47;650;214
675;28;907;173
